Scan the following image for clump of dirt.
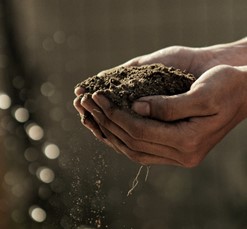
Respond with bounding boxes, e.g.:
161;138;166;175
76;63;196;109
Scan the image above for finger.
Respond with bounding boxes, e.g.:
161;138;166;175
131;89;218;121
99;126;128;155
74;86;85;96
92;93;184;147
74;95;100;129
101;126;182;166
82;114;106;141
91;92;231;168
73;96;86;115
80;93;103;118
92;92;226;156
91;105;183;160
78;94;108;140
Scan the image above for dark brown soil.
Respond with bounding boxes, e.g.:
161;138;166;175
76;64;196;109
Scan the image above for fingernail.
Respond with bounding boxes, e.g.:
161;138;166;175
74;86;85;96
132;101;150;116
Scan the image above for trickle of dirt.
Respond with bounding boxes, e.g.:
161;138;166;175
76;63;196;109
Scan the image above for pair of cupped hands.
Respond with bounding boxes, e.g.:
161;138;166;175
74;44;247;168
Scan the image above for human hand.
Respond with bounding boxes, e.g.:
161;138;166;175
74;45;212;142
80;65;247;167
74;38;247;166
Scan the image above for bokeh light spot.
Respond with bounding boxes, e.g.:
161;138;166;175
29;206;47;223
43;143;60;159
36;167;55;183
0;93;11;109
41;82;55;97
26;123;44;141
14;107;29;123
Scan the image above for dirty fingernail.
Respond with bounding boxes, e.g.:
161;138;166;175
132;101;150;116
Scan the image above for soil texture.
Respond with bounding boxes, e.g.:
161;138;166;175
76;64;196;109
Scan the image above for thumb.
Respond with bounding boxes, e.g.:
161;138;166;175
131;91;210;121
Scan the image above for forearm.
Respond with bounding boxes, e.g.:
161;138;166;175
203;37;247;67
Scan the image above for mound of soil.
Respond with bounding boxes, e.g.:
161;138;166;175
76;64;196;109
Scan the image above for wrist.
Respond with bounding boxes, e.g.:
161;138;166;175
202;37;247;67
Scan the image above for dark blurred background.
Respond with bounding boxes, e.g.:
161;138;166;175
0;0;247;228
